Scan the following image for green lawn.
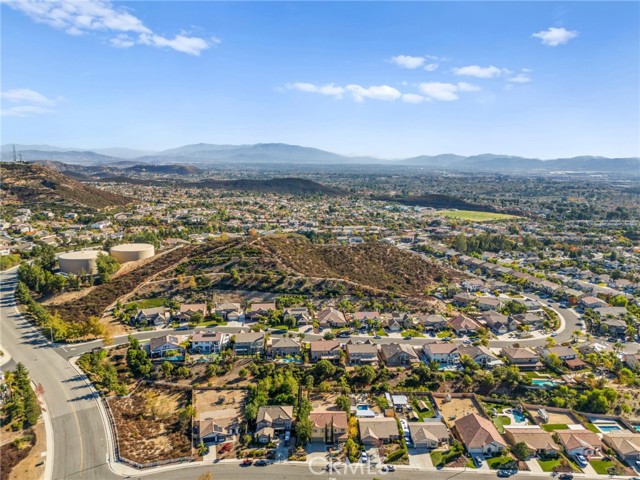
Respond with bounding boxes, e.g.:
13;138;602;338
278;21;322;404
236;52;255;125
465;458;478;469
430;450;444;466
438;209;521;222
436;330;453;338
493;415;512;433
585;423;600;433
541;424;568;432
538;457;562;472
590;460;612;475
375;328;388;336
127;297;167;309
487;455;515;470
401;329;424;338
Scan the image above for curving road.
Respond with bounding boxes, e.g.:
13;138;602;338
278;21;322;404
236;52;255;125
1;266;634;480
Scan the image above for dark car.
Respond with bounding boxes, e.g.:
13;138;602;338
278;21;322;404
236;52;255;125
558;474;573;480
241;459;253;466
255;459;268;466
497;470;511;478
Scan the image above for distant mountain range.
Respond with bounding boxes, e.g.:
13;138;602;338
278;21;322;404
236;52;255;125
2;143;638;174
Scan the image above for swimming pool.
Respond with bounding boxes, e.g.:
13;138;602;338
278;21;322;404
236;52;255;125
356;404;371;411
597;424;621;433
635;425;640;433
532;379;556;387
513;411;527;423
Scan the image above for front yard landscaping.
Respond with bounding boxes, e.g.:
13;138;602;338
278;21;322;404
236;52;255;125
487;454;516;470
537;454;579;473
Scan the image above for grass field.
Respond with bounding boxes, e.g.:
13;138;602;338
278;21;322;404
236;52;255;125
438;210;520;222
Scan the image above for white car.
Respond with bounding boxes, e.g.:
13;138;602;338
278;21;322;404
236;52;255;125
361;452;368;463
574;454;587;467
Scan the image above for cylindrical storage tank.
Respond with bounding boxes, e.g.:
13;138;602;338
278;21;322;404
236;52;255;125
58;250;104;275
109;243;155;264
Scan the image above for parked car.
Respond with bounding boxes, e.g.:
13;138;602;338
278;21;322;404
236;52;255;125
551;332;558;337
241;459;253;466
361;452;368;463
473;456;484;468
374;335;382;339
381;465;396;472
497;470;512;478
573;453;587;467
558;474;573;480
254;459;268;467
337;332;351;338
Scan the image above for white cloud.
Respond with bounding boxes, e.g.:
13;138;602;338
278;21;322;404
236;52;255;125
532;27;578;46
1;88;61;106
507;73;531;84
418;82;459;101
286;82;345;98
424;63;439;72
0;106;54;117
346;84;402;102
3;0;216;55
402;93;428;104
390;55;425;69
457;82;481;92
452;65;503;78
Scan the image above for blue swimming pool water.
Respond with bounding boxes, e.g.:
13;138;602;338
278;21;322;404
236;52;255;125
635;425;640;433
597;424;621;433
513;411;527;423
357;404;370;411
532;379;556;387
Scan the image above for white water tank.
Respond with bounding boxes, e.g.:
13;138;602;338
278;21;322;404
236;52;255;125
58;250;104;275
109;243;155;263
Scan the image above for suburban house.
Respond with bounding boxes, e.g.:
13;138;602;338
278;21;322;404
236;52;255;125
309;340;342;363
453;413;507;456
408;421;449;449
134;307;169;326
172;303;207;322
580;296;609;309
148;334;185;359
379;343;420;367
268;337;302;358
540;346;578;361
511;313;545;330
481;311;515;335
309;410;349;444
214;303;244;321
197;409;241;444
478;297;502;311
423;343;460;367
501;347;542;370
601;318;628;337
317;307;347;329
504;426;560;458
382;312;412;331
462;278;488;292
256;405;294;433
457;345;501;368
447;314;482;336
602;431;640;466
247;302;276;321
284;307;313;326
358;417;400;445
624;353;640;370
192;331;230;354
555;429;603;458
353;311;381;324
346;343;379;365
417;314;448;331
453;292;476;307
233;332;266;355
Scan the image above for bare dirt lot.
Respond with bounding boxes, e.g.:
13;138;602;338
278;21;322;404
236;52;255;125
433;396;480;426
524;407;580;426
308;391;341;410
194;389;245;422
7;422;46;480
108;385;192;465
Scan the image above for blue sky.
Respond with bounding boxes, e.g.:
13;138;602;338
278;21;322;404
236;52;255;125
1;1;639;159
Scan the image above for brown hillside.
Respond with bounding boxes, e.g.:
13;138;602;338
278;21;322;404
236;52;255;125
257;237;460;296
0;162;133;210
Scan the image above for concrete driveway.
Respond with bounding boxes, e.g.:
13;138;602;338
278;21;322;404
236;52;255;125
408;448;433;469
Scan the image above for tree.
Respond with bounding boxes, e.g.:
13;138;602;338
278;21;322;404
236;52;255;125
161;361;174;377
313;360;337;380
295;418;313;446
336;395;351;414
544;353;563;371
96;253;120;284
512;442;530;461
